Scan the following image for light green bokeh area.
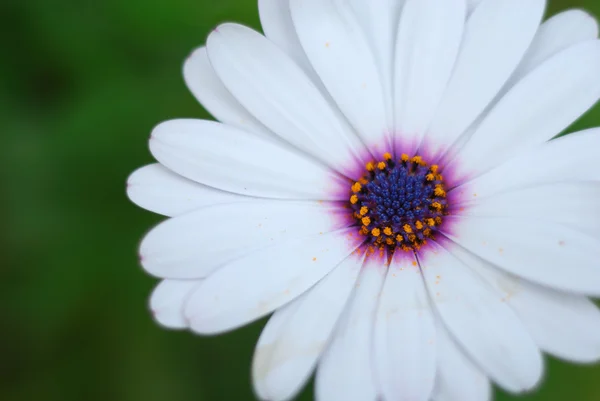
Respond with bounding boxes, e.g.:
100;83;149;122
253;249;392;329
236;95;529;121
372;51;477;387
2;0;600;400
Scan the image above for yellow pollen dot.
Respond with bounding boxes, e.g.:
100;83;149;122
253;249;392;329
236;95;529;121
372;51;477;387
371;228;381;237
431;202;442;211
352;182;362;192
411;156;423;164
426;173;435;181
396;235;403;242
434;186;446;197
366;162;375;171
386;238;394;245
408;234;417;242
415;221;424;230
383;152;392;160
361;217;371;226
359;177;368;185
350;195;358;204
423;228;432;237
359;206;369;216
403;224;413;234
435;217;443;225
436;174;444;181
383;227;393;236
430;165;439;174
401;153;409;162
426;218;436;226
360;226;369;235
377;162;386;170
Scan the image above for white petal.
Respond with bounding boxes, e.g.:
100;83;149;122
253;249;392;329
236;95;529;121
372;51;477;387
348;0;406;119
258;0;341;112
374;253;436;401
252;254;363;401
466;0;483;14
457;182;600;238
207;23;365;171
426;0;544;152
467;9;600;146
290;0;390;148
511;9;599;85
258;0;313;74
183;47;274;140
457;128;600;197
315;257;385;401
418;243;543;393
185;227;361;335
432;325;492;401
453;40;600;178
442;215;600;296
127;164;248;217
462;256;600;364
394;0;465;143
140;200;350;279
509;289;600;364
149;279;200;329
149;119;342;199
252;297;304;400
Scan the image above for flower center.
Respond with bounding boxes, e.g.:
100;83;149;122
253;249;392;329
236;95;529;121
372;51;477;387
349;153;448;253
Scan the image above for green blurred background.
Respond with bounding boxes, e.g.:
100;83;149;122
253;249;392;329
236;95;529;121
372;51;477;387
2;0;600;400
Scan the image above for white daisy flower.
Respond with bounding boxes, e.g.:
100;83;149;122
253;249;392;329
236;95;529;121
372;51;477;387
127;0;600;400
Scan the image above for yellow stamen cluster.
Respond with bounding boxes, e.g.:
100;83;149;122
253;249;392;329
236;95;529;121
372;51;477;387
349;152;449;254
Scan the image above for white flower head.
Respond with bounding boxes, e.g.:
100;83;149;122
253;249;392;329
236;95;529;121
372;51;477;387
127;0;600;400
